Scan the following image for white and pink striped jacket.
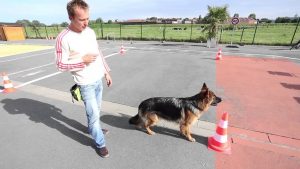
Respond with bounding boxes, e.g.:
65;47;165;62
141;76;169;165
55;27;110;85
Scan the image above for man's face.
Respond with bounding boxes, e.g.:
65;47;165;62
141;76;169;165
69;7;89;32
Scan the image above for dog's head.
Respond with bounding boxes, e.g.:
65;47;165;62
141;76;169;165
200;83;222;106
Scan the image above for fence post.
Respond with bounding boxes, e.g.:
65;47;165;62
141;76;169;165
290;17;300;45
101;22;104;39
190;21;193;41
219;26;223;42
163;23;166;41
56;25;59;34
252;19;259;45
240;27;245;43
45;26;48;39
119;24;122;39
140;23;143;40
24;26;28;38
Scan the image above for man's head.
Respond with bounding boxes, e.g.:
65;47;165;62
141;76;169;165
67;0;89;32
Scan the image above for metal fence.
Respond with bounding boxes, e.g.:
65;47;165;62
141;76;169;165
24;21;300;46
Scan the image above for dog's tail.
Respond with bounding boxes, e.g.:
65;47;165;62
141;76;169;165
129;114;140;125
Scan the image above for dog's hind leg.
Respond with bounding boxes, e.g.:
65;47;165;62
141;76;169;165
144;113;158;135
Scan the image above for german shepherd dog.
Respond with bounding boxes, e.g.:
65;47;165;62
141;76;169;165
129;83;222;142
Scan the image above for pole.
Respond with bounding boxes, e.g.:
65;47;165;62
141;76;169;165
190;21;193;41
141;23;143;40
219;26;223;42
44;26;48;39
252;19;259;45
163;23;166;41
119;24;122;39
240;27;245;43
290;17;300;45
101;22;104;39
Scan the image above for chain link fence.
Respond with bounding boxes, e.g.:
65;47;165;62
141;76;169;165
24;22;300;46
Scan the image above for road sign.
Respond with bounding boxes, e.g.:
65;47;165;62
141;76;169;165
231;17;239;25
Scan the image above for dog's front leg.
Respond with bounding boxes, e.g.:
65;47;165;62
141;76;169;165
186;125;195;142
180;124;195;142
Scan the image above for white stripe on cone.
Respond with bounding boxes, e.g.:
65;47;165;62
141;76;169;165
213;133;228;143
4;83;13;88
218;119;228;128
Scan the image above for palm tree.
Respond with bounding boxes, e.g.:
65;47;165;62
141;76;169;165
203;5;229;46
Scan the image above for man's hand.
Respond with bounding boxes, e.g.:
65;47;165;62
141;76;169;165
104;73;112;87
82;54;97;65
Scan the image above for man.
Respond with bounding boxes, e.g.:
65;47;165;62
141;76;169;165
55;0;112;158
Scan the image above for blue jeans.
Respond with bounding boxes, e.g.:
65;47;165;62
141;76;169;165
79;79;105;148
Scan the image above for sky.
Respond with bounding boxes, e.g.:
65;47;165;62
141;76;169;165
1;0;299;25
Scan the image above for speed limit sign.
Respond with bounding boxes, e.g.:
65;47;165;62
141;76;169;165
231;17;239;25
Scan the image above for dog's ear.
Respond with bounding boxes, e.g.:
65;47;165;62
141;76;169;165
205;89;210;97
201;83;208;92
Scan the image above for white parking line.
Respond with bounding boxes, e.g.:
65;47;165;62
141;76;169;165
0;51;53;63
21;70;45;78
12;52;118;88
105;52;119;58
8;63;54;76
15;72;62;88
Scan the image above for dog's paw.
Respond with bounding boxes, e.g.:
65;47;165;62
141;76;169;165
188;137;196;142
147;131;156;135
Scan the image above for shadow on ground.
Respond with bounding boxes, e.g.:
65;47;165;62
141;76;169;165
101;113;208;145
1;98;93;147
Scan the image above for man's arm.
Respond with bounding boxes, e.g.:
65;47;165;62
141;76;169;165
55;36;86;72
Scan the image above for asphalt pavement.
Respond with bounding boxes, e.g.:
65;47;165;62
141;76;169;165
0;39;299;169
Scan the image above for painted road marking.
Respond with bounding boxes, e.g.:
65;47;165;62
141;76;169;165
15;81;300;156
15;72;62;88
15;81;215;137
8;63;54;76
0;44;53;58
21;70;45;78
104;52;119;58
11;52;119;88
0;51;53;63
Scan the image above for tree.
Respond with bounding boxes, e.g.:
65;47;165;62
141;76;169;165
96;17;103;23
248;13;256;19
16;19;31;26
260;18;272;23
275;17;291;23
31;20;45;27
233;13;239;18
198;15;202;24
202;5;230;40
149;17;157;22
61;22;69;27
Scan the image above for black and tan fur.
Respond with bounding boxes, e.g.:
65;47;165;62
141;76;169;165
129;83;222;142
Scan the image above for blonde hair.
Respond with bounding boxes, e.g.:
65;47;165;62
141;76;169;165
67;0;89;17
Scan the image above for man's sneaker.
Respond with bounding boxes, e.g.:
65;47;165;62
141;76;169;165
102;129;109;135
98;147;109;158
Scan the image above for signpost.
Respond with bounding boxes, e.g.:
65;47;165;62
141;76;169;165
227;17;239;48
231;17;239;25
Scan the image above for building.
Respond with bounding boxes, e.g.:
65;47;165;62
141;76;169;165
0;22;25;41
225;17;258;25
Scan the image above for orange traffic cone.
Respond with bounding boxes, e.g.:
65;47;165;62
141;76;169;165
216;48;222;60
208;112;231;154
120;45;126;55
2;73;16;93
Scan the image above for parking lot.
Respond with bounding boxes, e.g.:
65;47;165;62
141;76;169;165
0;39;300;169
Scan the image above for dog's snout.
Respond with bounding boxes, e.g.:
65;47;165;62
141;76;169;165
211;96;222;106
